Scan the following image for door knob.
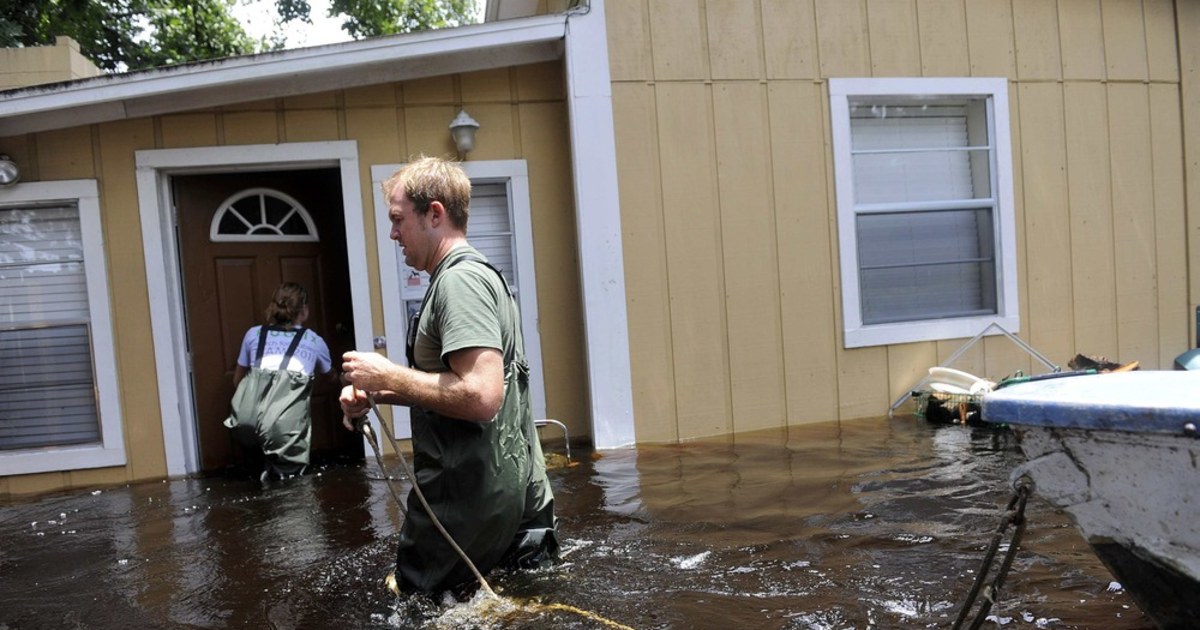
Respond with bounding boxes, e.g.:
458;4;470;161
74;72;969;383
373;336;387;349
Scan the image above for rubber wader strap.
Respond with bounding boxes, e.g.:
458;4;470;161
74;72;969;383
256;326;308;370
406;254;513;367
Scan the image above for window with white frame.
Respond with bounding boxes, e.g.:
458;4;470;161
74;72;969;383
372;160;545;439
0;180;125;475
829;77;1018;348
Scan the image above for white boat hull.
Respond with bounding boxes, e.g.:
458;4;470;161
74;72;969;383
983;371;1200;629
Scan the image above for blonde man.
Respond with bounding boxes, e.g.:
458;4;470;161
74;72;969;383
341;156;558;595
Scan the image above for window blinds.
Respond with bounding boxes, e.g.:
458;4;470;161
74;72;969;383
0;206;101;450
849;103;997;325
467;183;517;290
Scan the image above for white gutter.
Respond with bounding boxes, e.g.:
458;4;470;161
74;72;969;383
0;14;566;136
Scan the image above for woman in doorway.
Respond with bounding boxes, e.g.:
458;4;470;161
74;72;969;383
227;282;334;481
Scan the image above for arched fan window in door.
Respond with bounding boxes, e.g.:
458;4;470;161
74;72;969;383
209;188;319;242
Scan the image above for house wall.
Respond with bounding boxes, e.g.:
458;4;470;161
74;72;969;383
0;61;586;497
607;0;1194;442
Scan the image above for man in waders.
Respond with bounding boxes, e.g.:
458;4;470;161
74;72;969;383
339;156;559;596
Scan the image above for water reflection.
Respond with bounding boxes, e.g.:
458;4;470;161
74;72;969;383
0;418;1152;629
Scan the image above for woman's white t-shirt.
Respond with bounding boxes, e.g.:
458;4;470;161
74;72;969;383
237;326;333;376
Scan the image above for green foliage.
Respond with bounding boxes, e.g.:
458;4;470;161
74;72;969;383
0;0;479;73
328;0;476;39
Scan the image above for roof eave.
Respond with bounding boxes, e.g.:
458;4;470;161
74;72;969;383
0;14;567;137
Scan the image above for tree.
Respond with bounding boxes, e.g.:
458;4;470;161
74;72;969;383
0;0;479;73
0;0;258;71
329;0;476;39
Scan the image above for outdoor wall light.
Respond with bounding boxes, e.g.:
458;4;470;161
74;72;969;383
0;154;19;187
449;109;480;154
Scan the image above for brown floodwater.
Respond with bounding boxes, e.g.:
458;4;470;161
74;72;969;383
0;417;1153;629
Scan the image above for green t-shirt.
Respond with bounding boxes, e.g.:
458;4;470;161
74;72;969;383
396;246;557;594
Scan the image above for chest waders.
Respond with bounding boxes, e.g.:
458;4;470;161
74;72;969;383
397;252;557;594
224;326;314;477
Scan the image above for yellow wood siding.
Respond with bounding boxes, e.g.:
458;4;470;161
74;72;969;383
1180;1;1200;339
917;0;970;77
713;81;786;433
1063;82;1118;359
608;0;1195;443
656;82;732;438
767;81;839;425
613;82;679;443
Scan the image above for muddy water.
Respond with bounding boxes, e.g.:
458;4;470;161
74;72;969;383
0;417;1151;629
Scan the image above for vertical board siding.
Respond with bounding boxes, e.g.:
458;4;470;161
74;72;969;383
1012;0;1063;80
1017;84;1075;367
460;68;512;103
606;0;1188;443
282;110;339;143
35;128;95;180
655;82;733;438
867;0;922;76
767;81;839;424
344;104;401;329
762;0;819;80
815;0;871;77
221;111;280;145
1058;0;1107;80
888;342;938;405
97;118;165;480
706;0;764;80
712;81;786;432
1063;82;1119;359
161;114;218;148
1149;84;1188;363
606;0;653;81
916;0;970;77
613;83;678;443
1183;2;1200;332
648;0;709;80
1144;0;1179;82
1109;83;1160;366
1101;0;1150;82
965;0;1016;77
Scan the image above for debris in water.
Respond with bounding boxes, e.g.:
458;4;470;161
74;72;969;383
673;551;710;569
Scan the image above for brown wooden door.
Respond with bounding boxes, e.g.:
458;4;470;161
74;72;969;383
174;168;359;473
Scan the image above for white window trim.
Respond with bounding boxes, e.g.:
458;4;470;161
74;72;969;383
371;160;545;440
829;77;1019;348
136;141;374;476
0;180;127;475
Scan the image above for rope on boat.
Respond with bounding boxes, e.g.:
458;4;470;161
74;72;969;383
951;476;1032;630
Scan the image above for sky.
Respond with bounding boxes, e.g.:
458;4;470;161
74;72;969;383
231;0;353;48
231;0;487;49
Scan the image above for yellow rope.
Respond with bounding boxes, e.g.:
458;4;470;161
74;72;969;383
531;602;637;630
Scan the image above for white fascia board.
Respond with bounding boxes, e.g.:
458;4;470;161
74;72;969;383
0;15;567;135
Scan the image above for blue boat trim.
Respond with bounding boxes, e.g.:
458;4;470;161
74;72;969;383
981;371;1200;434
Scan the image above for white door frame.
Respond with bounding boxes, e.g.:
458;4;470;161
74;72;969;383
135;141;374;476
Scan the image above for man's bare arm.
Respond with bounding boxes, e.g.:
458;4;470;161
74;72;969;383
341;348;504;422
